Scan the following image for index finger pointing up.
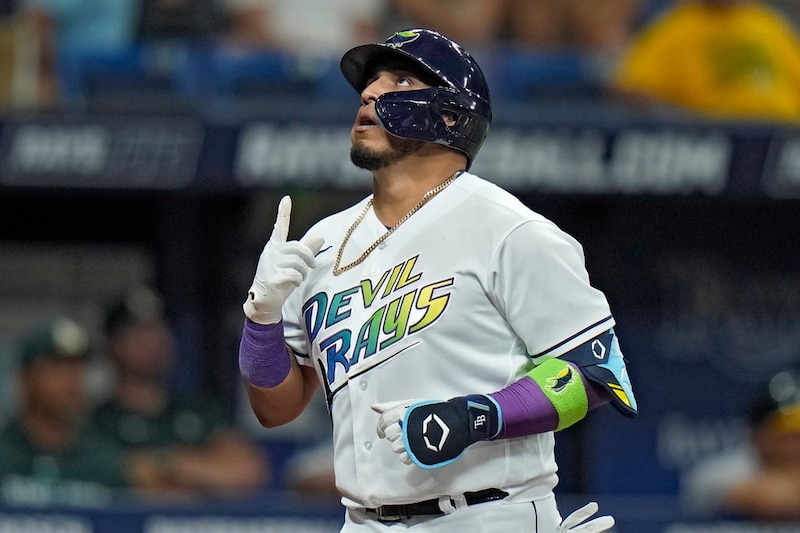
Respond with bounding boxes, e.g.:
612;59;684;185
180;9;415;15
270;195;292;243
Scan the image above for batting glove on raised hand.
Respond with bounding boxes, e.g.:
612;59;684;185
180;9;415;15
243;196;324;325
559;502;615;533
372;395;501;469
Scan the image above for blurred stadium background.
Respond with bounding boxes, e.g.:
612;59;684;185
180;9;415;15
0;0;799;531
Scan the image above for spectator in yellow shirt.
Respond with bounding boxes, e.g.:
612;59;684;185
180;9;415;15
610;0;800;123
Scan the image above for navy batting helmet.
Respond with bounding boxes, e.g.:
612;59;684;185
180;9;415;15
340;28;492;169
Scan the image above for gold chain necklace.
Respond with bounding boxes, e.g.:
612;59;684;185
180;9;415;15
332;171;461;276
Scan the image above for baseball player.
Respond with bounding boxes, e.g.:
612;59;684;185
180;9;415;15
239;28;637;532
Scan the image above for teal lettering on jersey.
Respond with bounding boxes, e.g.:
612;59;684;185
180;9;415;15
303;256;454;385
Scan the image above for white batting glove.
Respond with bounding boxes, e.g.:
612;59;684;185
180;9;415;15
243;196;324;325
559;502;615;532
371;399;419;465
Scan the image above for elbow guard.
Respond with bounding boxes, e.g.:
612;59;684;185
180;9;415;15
560;328;638;417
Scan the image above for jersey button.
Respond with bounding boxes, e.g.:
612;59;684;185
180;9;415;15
359;381;367;391
364;441;372;451
370;266;380;276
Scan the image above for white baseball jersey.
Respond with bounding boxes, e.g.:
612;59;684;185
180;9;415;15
282;172;614;510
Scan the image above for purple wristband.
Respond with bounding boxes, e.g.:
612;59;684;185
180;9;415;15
490;371;609;439
238;319;292;388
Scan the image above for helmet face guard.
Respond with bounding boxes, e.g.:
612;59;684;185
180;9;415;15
340;28;492;169
375;87;491;164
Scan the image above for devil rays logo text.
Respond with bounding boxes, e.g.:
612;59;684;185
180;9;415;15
304;255;453;386
386;30;420;49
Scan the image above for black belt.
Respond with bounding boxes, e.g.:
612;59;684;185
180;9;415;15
364;488;509;522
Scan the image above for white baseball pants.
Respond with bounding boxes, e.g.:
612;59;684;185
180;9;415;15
342;493;562;532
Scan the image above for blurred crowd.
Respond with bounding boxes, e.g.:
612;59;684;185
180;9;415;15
0;0;799;123
683;369;800;521
0;286;272;507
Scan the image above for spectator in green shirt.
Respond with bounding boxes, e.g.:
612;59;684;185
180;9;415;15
0;317;128;507
91;286;270;499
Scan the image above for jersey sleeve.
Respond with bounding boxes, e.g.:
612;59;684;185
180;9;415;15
282;284;314;367
489;219;614;360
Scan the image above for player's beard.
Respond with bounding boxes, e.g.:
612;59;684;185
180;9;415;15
350;136;425;171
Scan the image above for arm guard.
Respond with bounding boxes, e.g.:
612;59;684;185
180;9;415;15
560;328;638;417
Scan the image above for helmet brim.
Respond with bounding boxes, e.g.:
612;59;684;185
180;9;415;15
340;43;446;94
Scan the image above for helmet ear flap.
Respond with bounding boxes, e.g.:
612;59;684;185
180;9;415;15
375;87;490;169
440;110;458;128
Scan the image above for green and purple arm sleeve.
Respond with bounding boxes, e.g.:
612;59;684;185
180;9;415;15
491;362;609;437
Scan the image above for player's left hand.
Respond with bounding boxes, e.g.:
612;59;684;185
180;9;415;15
558;502;615;532
372;395;501;469
372;399;418;465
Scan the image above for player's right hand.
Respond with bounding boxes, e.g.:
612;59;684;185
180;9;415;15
243;196;324;325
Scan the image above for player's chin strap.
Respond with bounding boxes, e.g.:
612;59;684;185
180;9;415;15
373;329;637;470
